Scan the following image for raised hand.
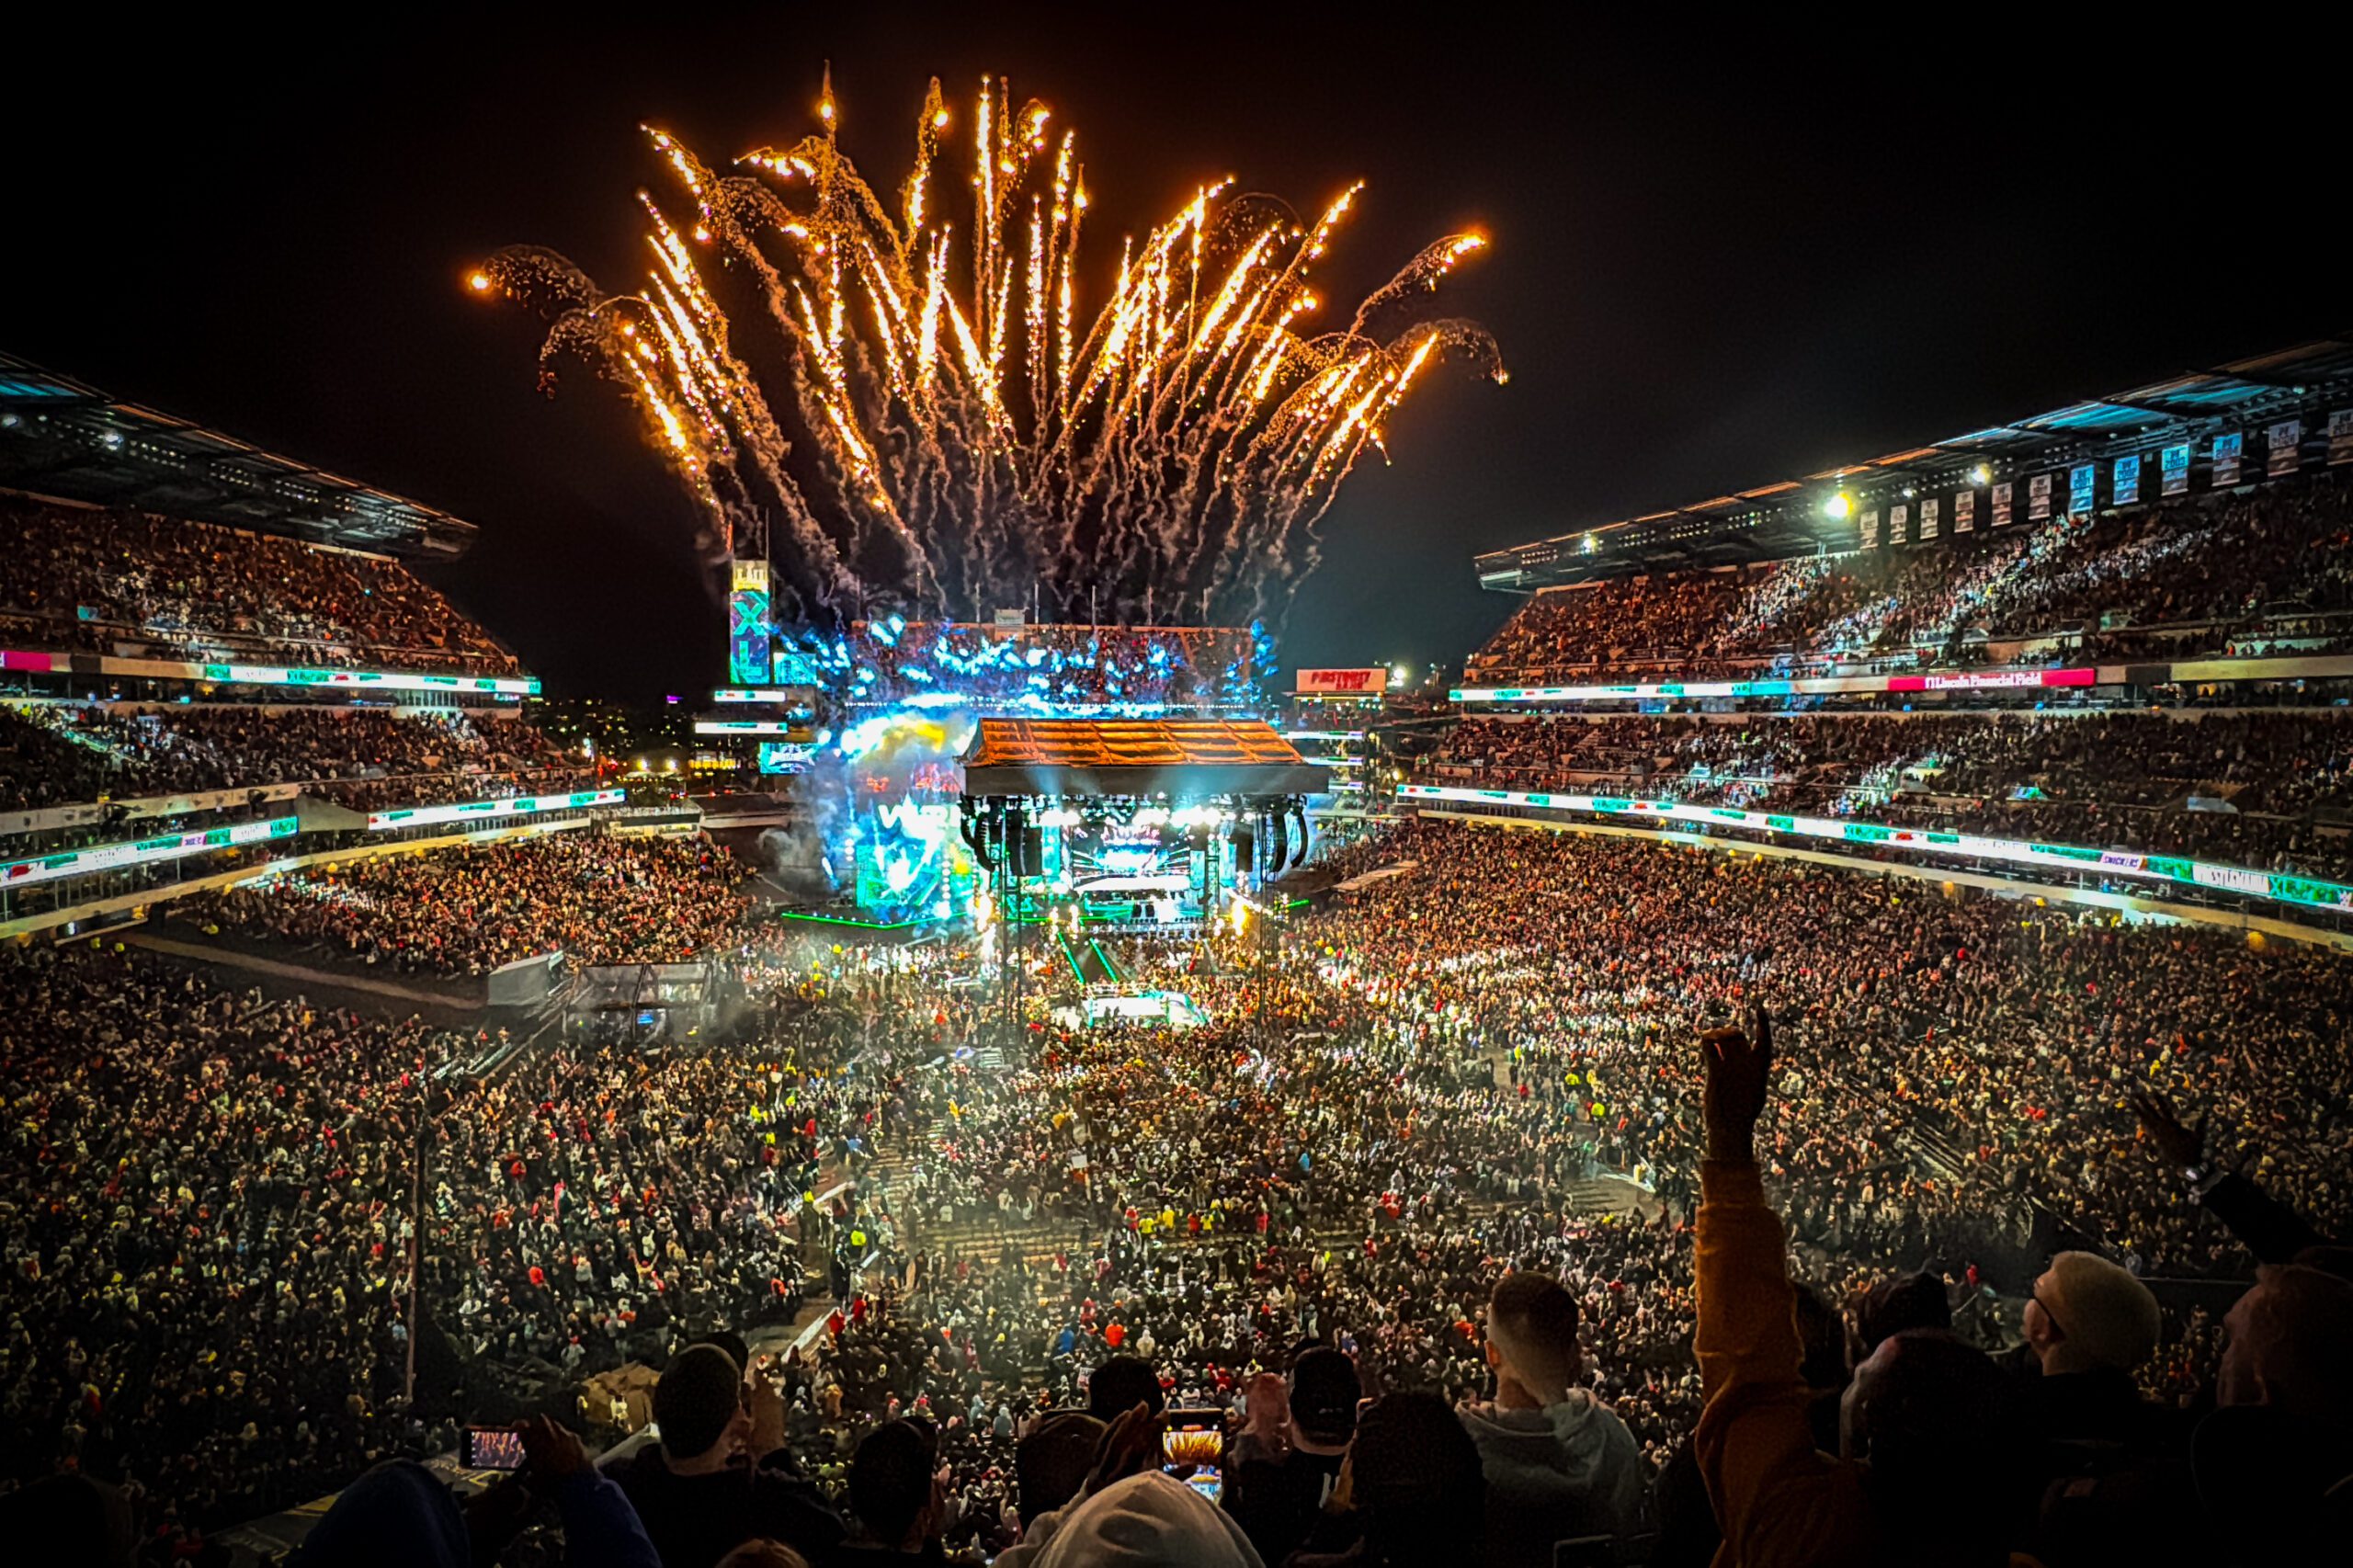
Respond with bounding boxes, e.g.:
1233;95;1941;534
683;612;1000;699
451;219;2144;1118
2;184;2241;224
1699;1007;1774;1163
2125;1085;2206;1169
1085;1401;1164;1495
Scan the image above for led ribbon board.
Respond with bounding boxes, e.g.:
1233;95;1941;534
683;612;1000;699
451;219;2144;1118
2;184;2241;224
366;790;623;832
1450;668;2098;704
1396;784;2353;915
2;816;297;890
198;663;539;697
712;687;820;706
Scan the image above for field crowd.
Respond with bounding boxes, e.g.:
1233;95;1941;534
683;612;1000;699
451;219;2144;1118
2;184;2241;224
6;818;2348;1567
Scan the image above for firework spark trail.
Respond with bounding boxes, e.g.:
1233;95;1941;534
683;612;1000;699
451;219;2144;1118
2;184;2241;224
475;71;1502;630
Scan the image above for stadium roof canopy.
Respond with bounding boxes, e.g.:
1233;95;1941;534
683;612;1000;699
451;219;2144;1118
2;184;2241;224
961;719;1332;799
0;353;475;559
1475;335;2353;592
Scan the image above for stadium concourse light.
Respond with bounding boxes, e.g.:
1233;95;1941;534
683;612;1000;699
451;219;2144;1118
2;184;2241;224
1824;492;1853;520
1972;463;1993;486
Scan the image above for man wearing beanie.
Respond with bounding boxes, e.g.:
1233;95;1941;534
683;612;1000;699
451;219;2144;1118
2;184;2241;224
1224;1346;1359;1565
2017;1251;2172;1457
608;1342;846;1568
1034;1471;1264;1568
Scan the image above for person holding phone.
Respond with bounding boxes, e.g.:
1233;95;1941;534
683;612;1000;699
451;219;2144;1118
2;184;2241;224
292;1416;659;1568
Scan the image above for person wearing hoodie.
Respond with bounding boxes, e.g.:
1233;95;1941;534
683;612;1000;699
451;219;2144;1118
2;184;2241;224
1461;1269;1648;1564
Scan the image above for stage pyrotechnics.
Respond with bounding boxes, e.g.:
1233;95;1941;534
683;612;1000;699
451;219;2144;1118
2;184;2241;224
474;67;1497;925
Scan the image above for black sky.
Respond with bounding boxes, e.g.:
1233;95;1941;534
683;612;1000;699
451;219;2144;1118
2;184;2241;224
6;9;2338;702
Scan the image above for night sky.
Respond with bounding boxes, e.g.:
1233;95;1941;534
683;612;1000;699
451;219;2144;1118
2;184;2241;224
6;10;2337;702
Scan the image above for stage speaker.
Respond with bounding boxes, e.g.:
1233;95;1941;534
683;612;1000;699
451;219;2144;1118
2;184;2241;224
1267;814;1289;873
1006;819;1044;881
1232;824;1256;873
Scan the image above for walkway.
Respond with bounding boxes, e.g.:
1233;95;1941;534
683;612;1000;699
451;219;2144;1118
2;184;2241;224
128;932;482;1016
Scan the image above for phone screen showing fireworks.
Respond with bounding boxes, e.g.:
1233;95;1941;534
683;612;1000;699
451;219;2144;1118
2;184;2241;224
461;1426;527;1471
1161;1410;1226;1504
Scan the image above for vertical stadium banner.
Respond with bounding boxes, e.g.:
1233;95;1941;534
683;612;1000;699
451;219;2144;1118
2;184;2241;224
2112;453;2142;507
1918;496;1939;540
1888;503;1910;545
1992;481;2014;527
2028;472;2053;521
2160;441;2192;496
2332;410;2353;466
2212;431;2243;487
1860;507;1881;549
1295;667;1391;696
728;560;773;686
2268;419;2302;478
1952;489;1975;533
2068;463;2097;517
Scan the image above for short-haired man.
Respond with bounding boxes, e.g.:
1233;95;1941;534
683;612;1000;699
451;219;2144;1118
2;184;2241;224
606;1343;845;1568
1461;1270;1647;1564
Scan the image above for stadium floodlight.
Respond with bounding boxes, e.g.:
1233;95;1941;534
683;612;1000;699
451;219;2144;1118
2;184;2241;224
1971;463;1992;486
1824;492;1853;520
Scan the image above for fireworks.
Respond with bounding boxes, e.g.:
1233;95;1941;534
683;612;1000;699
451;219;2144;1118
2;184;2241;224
474;70;1502;629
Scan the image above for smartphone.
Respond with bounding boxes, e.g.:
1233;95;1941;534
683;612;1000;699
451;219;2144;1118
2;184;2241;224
460;1425;527;1471
1161;1408;1226;1504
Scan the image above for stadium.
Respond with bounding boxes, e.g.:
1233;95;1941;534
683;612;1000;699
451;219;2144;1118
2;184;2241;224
6;44;2353;1568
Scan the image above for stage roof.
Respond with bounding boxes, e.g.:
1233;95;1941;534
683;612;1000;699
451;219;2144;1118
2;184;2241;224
961;719;1332;799
0;352;476;559
1474;335;2353;591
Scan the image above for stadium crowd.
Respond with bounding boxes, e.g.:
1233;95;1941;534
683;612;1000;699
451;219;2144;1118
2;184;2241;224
15;813;2348;1566
191;831;756;974
0;498;519;675
1468;478;2353;684
1;703;575;812
0;941;853;1561
1433;709;2353;878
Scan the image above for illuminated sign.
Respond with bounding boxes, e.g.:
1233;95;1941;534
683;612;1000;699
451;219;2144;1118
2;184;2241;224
196;663;539;697
1394;785;2353;915
1295;667;1390;696
694;720;816;736
1452;668;2099;703
1888;668;2097;693
366;790;622;832
1452;679;1787;702
728;561;773;686
757;742;816;774
713;687;821;705
2;816;297;890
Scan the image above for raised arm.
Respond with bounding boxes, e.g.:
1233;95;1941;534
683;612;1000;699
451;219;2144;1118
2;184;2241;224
2126;1085;2330;1265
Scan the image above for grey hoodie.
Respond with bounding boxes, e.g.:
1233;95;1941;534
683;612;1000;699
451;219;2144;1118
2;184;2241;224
1460;1392;1647;1566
